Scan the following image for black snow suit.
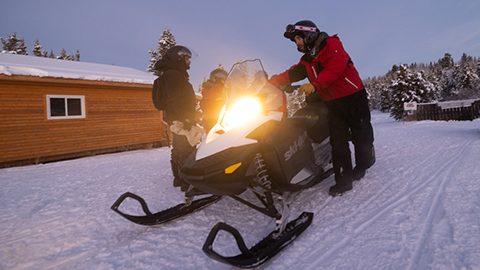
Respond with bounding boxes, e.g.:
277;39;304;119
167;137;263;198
154;56;197;189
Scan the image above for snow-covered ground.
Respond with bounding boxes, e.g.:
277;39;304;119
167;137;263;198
1;112;479;270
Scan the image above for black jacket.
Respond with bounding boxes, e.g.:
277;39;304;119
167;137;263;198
154;57;197;125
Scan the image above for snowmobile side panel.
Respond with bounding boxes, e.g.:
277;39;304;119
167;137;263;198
111;192;221;226
181;145;258;196
202;212;314;268
261;119;317;188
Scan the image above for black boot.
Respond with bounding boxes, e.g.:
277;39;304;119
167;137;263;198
353;145;375;181
173;177;182;187
329;168;353;197
328;182;353;196
352;166;366;181
171;160;182;187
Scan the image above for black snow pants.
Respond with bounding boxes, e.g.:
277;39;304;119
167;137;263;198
325;89;375;185
171;133;195;190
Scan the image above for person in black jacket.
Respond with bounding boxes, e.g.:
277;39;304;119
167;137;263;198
153;45;201;192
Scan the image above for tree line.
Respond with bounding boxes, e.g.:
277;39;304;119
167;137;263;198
364;53;480;120
1;32;80;61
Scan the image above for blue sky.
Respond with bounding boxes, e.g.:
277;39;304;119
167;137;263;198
1;0;479;88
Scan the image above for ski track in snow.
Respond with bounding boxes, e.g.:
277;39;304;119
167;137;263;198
1;112;479;270
300;138;472;270
406;140;473;270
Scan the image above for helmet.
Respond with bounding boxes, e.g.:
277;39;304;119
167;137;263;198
283;20;320;45
166;45;192;62
209;67;228;81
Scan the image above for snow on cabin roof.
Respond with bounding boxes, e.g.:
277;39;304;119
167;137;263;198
0;53;156;84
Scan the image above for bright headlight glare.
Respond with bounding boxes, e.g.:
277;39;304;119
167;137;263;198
221;97;261;130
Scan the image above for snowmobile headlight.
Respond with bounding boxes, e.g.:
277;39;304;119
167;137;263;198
221;97;262;131
224;162;242;174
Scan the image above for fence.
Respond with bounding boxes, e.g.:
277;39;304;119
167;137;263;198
414;99;480;121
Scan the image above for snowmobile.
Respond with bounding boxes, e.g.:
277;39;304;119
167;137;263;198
111;59;333;268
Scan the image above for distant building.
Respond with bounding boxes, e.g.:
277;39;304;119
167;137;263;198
0;53;167;167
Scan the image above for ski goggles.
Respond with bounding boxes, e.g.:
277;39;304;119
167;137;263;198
285;24;317;33
284;24;317;40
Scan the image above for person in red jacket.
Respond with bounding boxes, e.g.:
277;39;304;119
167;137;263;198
270;20;375;196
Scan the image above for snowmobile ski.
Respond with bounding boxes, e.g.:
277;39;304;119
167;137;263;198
202;211;313;268
111;192;221;226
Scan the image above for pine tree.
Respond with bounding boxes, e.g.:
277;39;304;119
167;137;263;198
57;48;69;60
32;39;44;57
380;87;391;112
438;53;454;69
16;38;28;55
147;49;158;70
48;50;55;58
476;58;480;77
453;60;480;99
437;62;456;100
74;50;80;61
389;65;437;120
1;32;27;54
363;76;388;111
148;29;176;74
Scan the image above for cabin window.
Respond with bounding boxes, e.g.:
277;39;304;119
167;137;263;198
46;95;85;119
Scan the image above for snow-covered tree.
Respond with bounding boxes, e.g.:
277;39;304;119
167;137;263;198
438;53;454;69
56;48;71;60
148;29;176;74
454;64;476;92
389;65;437;120
364;76;387;111
16;39;28;55
1;33;18;53
53;49;80;61
32;39;44;57
380;87;391;112
74;50;80;61
476;58;480;77
1;32;28;55
437;64;456;100
453;61;480;99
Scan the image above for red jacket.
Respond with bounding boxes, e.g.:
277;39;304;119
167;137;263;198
271;35;364;101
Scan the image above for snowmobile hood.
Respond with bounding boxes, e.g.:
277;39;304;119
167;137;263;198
195;111;283;160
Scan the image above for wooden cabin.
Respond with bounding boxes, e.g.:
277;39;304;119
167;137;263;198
0;53;166;168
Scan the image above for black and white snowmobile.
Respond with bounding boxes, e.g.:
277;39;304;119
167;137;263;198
111;59;333;268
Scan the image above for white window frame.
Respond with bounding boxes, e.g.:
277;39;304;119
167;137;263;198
46;95;86;120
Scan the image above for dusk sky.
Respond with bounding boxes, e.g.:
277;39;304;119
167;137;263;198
1;0;479;89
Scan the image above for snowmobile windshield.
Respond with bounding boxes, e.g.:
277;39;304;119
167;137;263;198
223;59;285;113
